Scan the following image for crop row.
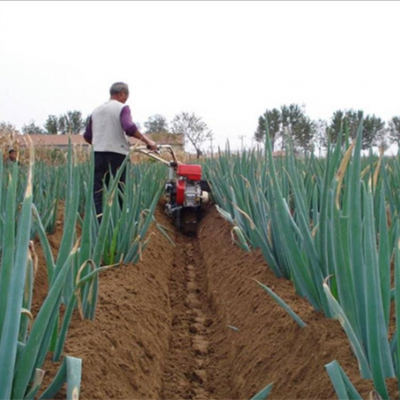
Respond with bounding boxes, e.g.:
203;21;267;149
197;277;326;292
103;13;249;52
204;123;400;399
0;145;165;400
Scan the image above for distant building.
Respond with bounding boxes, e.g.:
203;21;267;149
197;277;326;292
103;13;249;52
16;133;185;152
272;150;286;158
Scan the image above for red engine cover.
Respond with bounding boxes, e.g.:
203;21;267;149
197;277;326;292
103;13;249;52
177;164;202;181
176;179;186;205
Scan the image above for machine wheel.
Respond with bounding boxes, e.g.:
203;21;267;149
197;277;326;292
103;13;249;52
181;208;198;236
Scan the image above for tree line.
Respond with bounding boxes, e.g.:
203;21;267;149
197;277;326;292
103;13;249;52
0;112;213;158
0;111;89;136
6;105;398;155
255;104;400;152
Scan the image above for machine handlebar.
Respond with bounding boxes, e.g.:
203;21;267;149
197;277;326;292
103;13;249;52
131;144;180;167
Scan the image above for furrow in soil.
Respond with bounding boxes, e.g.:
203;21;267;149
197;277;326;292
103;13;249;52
161;234;218;400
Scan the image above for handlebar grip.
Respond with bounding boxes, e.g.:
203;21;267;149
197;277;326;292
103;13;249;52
147;145;161;154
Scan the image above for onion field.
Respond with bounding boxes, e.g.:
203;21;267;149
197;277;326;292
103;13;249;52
1;122;400;399
0;145;164;399
204;123;400;399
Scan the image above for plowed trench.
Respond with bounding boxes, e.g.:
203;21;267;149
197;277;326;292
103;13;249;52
34;204;390;399
161;234;217;400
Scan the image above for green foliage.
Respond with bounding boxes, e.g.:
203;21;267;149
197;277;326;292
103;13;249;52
44;115;59;135
363;114;385;148
0;144;165;399
256;280;307;328
325;361;363;399
327;109;386;149
44;111;84;135
389;116;400;145
254;108;281;149
255;108;392;153
58;111;84;134
0;148;81;400
249;382;273;400
21;120;45;135
0;121;19;135
281;104;315;151
144;114;170;134
327;110;345;144
254;104;315;152
205;121;400;398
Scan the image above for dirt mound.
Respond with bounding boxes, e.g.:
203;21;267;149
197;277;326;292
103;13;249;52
198;209;388;399
35;206;175;399
32;203;398;399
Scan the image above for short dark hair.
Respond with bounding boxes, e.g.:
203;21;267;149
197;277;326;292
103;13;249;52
110;82;129;96
8;149;15;154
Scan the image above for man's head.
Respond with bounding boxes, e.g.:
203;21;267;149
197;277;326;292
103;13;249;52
8;149;16;162
110;82;129;104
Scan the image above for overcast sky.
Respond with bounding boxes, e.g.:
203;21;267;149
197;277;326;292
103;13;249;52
1;1;399;151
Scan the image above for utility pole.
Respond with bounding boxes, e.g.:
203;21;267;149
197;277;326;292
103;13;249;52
210;135;214;158
238;135;245;152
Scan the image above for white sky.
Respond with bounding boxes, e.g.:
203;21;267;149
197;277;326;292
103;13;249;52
1;1;399;152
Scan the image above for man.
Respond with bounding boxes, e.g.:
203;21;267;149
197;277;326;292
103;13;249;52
7;149;17;164
84;82;157;217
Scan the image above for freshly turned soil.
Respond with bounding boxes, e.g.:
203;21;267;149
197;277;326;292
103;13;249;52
32;203;398;399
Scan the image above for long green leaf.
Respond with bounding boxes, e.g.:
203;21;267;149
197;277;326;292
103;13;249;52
325;360;363;400
323;278;371;379
256;280;306;328
12;245;78;399
249;382;273;400
0;150;33;400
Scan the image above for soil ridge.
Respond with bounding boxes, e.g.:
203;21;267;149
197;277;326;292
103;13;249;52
32;203;399;399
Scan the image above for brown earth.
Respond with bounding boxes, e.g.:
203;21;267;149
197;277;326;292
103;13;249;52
32;203;399;400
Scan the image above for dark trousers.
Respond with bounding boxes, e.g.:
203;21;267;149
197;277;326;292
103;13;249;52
93;152;128;217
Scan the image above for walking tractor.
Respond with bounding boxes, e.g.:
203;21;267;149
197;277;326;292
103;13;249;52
132;145;211;235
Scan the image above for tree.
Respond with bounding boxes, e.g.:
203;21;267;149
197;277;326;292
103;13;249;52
313;119;328;156
171;112;212;158
327;109;363;145
254;116;265;142
44;115;59;135
275;104;315;151
374;127;390;152
327;110;384;149
254;108;281;150
345;110;364;142
327;110;345;144
255;104;315;152
44;111;84;135
280;104;315;152
144;114;169;134
58;110;84;134
388;116;400;145
22;120;44;135
363;115;385;148
0;121;19;136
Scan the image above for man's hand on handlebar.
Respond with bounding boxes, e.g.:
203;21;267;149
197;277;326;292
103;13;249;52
146;140;158;151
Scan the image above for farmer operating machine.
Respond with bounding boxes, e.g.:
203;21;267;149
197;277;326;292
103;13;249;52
133;145;211;235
